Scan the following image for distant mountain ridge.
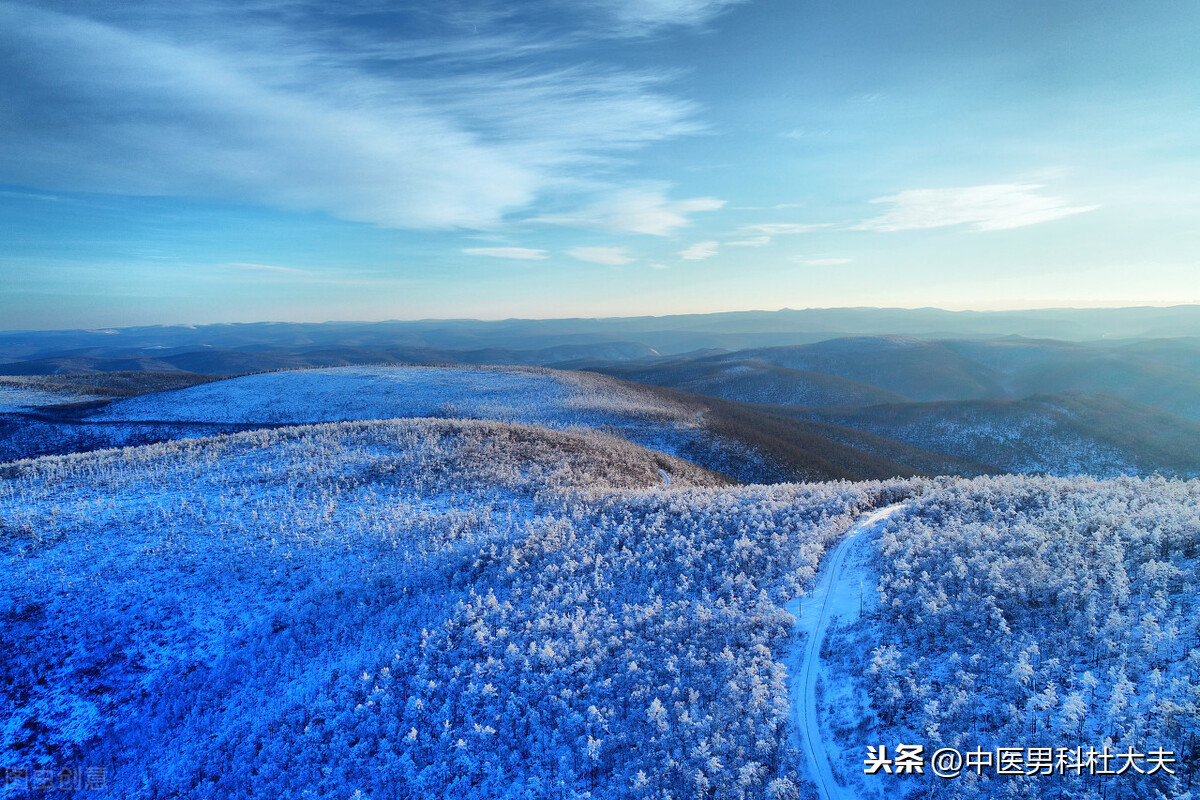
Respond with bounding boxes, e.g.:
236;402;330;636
4;308;1200;479
582;335;1200;478
594;335;1200;421
4;305;1200;370
790;392;1200;477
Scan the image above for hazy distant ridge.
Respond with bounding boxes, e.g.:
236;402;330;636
4;306;1200;369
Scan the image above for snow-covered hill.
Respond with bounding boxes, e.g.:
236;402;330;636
594;358;911;407
3;417;1195;798
0;383;101;412
82;364;814;483
1;419;873;799
804;393;1200;478
94;365;693;428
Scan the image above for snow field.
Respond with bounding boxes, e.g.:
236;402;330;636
0;384;102;412
94;365;697;429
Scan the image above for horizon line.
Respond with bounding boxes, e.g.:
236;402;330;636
4;302;1200;334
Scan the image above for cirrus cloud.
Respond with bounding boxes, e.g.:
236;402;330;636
854;184;1099;232
678;240;719;260
567;246;634;265
223;262;312;275
463;247;549;260
725;235;771;247
0;2;707;232
738;223;829;235
793;257;852;267
537;187;725;236
586;0;750;35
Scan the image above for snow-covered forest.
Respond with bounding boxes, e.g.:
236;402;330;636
3;407;1196;797
852;475;1198;799
3;366;797;483
1;419;882;797
6;0;1200;790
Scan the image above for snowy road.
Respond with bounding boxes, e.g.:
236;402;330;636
789;504;906;800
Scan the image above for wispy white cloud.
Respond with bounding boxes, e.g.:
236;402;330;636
0;187;62;202
567;246;634;265
793;257;852;267
586;0;749;35
0;2;706;231
224;262;312;275
729;202;806;211
720;222;825;247
678;240;719;260
649;262;671;270
538;187;724;235
463;247;548;260
725;235;771;247
778;128;829;140
739;222;829;235
854;184;1099;232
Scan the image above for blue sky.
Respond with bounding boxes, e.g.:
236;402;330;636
2;0;1199;328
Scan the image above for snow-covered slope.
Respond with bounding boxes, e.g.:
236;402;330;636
0;384;101;412
844;475;1198;799
805;393;1200;477
5;364;954;482
94;365;694;428
1;419;877;799
594;358;912;407
4;418;1196;799
84;364;778;479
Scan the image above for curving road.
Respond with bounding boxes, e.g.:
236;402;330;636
790;504;905;800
